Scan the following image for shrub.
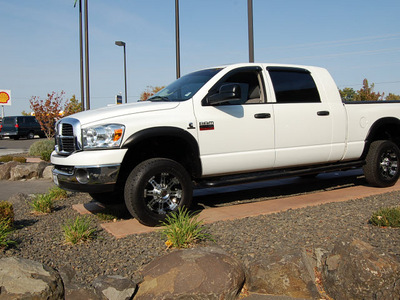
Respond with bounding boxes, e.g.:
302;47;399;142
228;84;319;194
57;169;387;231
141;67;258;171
63;216;96;244
30;194;54;214
370;206;400;228
13;157;27;163
160;207;213;249
0;201;14;228
48;186;68;200
28;139;55;161
0;156;13;163
0;221;16;249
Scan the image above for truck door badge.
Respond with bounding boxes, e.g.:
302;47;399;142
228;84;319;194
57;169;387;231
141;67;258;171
199;121;214;131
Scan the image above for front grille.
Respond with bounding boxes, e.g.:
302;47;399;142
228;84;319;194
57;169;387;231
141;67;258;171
55;118;81;156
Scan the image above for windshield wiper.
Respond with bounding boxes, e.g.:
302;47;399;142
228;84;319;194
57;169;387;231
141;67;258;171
148;96;170;101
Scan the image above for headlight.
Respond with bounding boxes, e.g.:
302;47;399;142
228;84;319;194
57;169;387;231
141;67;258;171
82;124;125;149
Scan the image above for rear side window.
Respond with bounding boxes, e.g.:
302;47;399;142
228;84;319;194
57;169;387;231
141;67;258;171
268;67;320;103
3;117;16;125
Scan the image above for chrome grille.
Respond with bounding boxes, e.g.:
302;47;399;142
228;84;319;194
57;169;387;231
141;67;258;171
55;118;82;156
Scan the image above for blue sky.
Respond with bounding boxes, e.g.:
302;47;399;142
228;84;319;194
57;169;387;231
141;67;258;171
1;0;399;116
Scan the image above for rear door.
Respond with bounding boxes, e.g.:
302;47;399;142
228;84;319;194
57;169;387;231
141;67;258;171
267;67;333;168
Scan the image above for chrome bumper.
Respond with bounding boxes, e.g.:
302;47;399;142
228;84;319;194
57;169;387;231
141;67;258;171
52;164;121;193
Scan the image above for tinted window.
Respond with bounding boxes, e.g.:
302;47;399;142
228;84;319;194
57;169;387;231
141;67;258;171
206;68;264;105
268;68;320;103
3;117;16;125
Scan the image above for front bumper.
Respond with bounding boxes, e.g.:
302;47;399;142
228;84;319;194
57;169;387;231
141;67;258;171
52;164;121;193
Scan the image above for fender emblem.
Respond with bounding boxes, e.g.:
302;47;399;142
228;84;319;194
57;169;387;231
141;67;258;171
199;121;214;131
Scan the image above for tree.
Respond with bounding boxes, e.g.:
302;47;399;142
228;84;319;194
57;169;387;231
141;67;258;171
30;91;65;139
64;94;82;116
140;86;165;101
339;87;356;102
21;110;31;116
385;93;400;101
353;79;384;101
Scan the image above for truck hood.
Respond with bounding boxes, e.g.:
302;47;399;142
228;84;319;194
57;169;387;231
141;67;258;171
68;101;180;125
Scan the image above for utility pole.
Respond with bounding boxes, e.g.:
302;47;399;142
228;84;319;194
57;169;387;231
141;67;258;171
84;0;90;110
248;0;254;63
175;0;181;78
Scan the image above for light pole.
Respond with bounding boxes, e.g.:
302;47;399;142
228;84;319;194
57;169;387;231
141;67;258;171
115;41;128;103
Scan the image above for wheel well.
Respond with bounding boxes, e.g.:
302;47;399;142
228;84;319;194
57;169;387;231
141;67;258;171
117;134;201;190
362;117;400;158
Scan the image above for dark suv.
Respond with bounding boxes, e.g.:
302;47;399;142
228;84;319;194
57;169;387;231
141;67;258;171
0;116;45;139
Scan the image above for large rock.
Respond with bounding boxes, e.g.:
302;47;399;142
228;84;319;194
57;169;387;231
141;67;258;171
93;275;137;300
0;161;19;180
135;246;245;300
322;239;400;300
10;162;48;180
43;165;54;180
0;257;64;299
245;249;320;299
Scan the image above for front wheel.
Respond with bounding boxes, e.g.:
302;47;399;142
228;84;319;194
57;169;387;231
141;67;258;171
124;158;193;226
363;140;400;187
27;131;35;139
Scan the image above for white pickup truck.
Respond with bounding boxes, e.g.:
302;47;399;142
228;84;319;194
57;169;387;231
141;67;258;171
51;63;400;226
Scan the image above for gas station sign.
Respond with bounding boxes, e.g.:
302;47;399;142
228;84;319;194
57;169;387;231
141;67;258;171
0;90;11;106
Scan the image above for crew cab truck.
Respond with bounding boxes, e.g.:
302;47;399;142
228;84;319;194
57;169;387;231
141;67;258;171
51;63;400;226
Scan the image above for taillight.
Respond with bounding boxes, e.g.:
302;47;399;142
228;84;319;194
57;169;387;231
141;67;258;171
15;124;19;128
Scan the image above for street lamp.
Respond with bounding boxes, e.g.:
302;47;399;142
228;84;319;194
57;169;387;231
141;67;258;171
115;41;128;104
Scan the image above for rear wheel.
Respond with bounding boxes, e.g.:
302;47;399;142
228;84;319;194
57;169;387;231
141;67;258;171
363;140;400;187
27;131;35;139
124;158;193;226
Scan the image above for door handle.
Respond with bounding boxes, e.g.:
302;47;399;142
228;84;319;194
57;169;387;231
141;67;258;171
317;111;330;116
254;113;271;119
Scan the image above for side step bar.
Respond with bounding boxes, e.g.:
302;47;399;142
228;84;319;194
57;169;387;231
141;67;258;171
198;160;365;188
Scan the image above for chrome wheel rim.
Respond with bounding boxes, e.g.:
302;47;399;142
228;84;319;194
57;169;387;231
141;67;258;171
379;148;399;180
144;172;182;214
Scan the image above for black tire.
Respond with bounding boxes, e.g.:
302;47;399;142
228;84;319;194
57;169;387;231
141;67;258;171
89;191;124;204
27;131;35;139
363;140;400;187
124;158;193;226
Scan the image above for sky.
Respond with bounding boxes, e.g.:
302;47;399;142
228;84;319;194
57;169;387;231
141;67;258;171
1;0;399;116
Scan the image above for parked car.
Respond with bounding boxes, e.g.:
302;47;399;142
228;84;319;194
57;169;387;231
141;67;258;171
0;116;45;139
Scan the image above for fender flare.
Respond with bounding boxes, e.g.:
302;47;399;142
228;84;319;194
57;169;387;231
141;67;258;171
122;126;202;176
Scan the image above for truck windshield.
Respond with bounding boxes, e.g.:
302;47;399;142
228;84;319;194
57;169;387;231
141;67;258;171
148;68;222;102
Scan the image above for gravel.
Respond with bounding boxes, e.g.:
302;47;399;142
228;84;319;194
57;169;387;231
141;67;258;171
1;186;400;287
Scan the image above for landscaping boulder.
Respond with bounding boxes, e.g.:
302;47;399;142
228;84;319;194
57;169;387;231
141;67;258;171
10;161;48;180
93;275;137;300
43;165;54;180
135;246;245;300
322;239;400;300
0;161;19;180
0;257;64;299
245;249;320;299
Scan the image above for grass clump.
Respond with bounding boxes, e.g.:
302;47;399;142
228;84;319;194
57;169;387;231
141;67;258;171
63;216;96;244
0;201;14;228
13;157;27;163
28;139;55;161
30;194;54;214
48;186;68;200
160;207;213;249
0;221;16;249
370;206;400;228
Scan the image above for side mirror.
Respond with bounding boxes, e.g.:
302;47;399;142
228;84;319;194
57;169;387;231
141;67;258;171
207;83;242;105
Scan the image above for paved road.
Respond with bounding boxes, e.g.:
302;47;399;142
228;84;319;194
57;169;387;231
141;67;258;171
0;136;45;156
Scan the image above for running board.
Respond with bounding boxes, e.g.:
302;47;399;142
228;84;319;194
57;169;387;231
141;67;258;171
198;160;365;188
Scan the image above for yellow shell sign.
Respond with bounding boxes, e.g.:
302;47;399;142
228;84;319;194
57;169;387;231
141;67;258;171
0;90;11;106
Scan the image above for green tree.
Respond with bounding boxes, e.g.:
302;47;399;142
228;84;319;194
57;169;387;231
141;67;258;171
64;94;82;116
353;79;384;101
385;93;400;100
339;87;356;102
